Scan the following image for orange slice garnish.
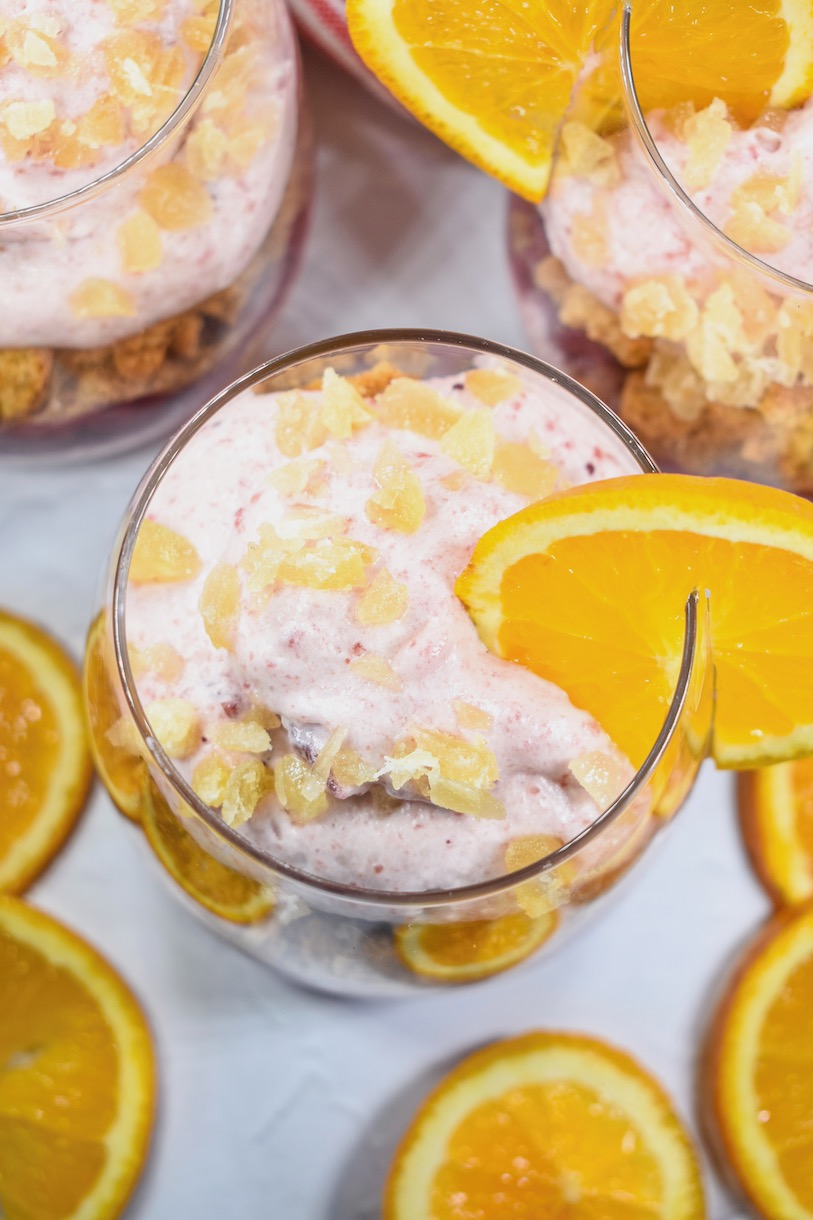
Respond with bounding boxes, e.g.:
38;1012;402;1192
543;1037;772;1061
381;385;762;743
457;474;813;770
142;782;275;925
83;613;148;822
738;760;813;906
0;608;93;894
395;910;557;983
384;1030;705;1218
0;895;155;1219
704;904;813;1219
347;0;813;201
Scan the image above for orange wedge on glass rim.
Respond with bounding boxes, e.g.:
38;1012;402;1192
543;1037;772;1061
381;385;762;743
0;895;155;1220
346;0;813;201
457;473;813;771
704;903;813;1220
0;608;93;895
384;1030;705;1219
738;759;813;906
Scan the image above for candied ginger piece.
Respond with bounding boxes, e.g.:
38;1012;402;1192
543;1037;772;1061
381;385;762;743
332;747;376;788
620;277;699;342
382;746;441;792
428;774;505;819
493;442;558;499
70;278;135;319
505;834;562;872
725;200;791;253
350;652;403;690
464;367;522;406
109;0;166;22
274;391;328;457
191;752;231;806
312;726;348;783
278;537;377;591
440;469;468;492
686;284;750;385
181;13;217;51
267;459;326;497
274;754;328;823
146;698;199;759
185;119;228;179
320;368;373;438
140;164;213;232
558;121;619;186
453;700;493;732
130;519;201;583
134;642;185;682
570;750;630;808
412;726;499;789
355;568;408;626
6;21;64;73
374;377;462;438
0;99;55;140
505;835;571;916
240;525;284;592
222;759;270;827
570;203;609;269
78;97;125;149
278;507;346;544
213;720;271;754
440;408;496;480
199;563;240;650
683;98;732;190
117;210;163;274
365;441;426;534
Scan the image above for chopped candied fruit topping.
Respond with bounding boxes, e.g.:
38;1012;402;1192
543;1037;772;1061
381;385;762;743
373;377;463;438
222;759;270;827
199;563;240;651
0;98;55;140
117;210;163;274
683;98;732;190
620;276;699;342
332;747;377;788
464;367;522;406
5;20;66;75
77;97;125;149
383;746;442;793
130;642;185;682
557;121;619;186
109;0;166;22
267;458;326;497
778;299;813;382
280;507;347;544
274;391;328;457
492;442;558;499
412;726;499;790
569;750;629;808
274;754;328;823
440;407;496;479
103;30;185;123
732;160;803;218
213;720;271;754
201;45;255;118
139;164;213;231
181;12;217;52
725;200;791;253
185;119;229;179
355;568;408;626
320;368;373;438
350;652;403;690
440;469;469;492
453;700;493;732
70;278;136;319
505;834;570;917
130;519;201;584
311;726;348;783
191;752;231;806
365;441;426;534
428;774;504;819
505;834;562;872
685;285;749;383
146;698;200;759
570;205;608;269
278;536;377;592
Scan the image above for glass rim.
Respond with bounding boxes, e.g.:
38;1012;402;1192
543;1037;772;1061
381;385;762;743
109;326;701;910
619;2;813;298
0;0;236;229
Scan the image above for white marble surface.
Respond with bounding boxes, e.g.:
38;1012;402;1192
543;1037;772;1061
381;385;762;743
0;44;766;1219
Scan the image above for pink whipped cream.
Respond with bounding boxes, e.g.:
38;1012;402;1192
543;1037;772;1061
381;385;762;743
0;0;297;347
126;364;641;891
542;100;813;311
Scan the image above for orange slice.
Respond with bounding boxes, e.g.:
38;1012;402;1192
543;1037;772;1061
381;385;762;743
142;783;275;925
739;760;813;906
704;904;813;1219
384;1030;706;1218
83;614;147;823
0;608;93;895
457;474;813;770
0;896;155;1220
395;910;557;983
346;0;813;201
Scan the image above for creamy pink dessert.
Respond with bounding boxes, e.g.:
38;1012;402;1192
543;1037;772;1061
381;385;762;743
125;363;640;891
0;0;297;349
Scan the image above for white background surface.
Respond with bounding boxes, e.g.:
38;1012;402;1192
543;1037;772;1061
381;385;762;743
1;44;767;1219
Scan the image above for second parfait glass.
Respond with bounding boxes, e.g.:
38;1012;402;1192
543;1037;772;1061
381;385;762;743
84;330;713;998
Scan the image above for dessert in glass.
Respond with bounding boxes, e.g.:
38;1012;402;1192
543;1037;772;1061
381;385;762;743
84;330;712;997
509;4;813;494
0;0;309;459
